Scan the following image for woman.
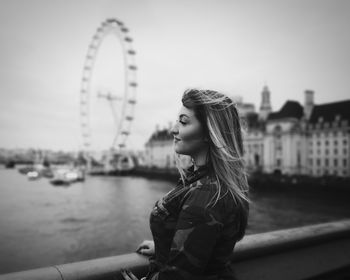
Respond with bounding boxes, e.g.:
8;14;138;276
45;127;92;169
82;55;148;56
122;89;249;280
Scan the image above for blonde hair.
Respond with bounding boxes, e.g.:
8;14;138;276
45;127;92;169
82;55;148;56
176;89;249;240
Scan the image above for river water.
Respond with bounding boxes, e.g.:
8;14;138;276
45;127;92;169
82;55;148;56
0;168;349;274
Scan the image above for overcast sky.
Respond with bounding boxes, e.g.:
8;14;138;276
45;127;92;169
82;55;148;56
0;0;349;151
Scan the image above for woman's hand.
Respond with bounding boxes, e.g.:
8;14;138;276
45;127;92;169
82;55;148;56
120;268;141;280
136;240;155;256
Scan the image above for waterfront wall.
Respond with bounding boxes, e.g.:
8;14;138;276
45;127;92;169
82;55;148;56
131;166;350;191
1;220;349;280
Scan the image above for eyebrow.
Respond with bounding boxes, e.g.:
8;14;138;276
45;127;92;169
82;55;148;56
179;114;190;119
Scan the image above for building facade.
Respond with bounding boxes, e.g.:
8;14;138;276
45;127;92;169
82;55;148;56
144;87;350;178
244;87;350;177
144;129;175;169
306;100;350;177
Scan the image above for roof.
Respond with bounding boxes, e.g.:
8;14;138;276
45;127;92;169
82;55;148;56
244;112;265;130
309;100;350;124
146;129;173;144
268;100;303;121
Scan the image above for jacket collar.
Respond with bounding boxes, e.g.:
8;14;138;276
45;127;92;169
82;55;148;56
184;165;209;185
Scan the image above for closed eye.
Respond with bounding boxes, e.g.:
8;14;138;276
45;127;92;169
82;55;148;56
178;115;189;125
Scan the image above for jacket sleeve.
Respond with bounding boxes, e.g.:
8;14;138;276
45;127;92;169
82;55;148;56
149;187;224;280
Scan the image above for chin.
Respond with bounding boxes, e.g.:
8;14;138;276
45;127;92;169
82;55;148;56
174;143;186;155
174;147;185;155
174;147;192;157
174;142;199;157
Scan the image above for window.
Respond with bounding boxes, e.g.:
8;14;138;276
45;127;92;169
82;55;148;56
334;159;338;167
344;159;347;167
325;158;329;166
317;159;321;166
276;141;282;151
325;149;329;155
334;148;338;155
344;139;348;145
317;141;321;146
309;159;313;165
334;140;338;146
325;140;329;146
274;125;282;135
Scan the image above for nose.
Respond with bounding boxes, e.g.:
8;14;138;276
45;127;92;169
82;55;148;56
171;121;179;136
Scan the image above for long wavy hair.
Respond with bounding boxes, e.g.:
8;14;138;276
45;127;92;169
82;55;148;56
175;89;249;240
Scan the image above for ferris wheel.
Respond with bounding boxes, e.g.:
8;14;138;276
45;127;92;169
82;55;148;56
80;18;137;152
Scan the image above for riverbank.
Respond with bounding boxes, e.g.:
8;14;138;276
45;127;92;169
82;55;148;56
7;163;350;192
248;171;350;192
130;166;179;181
129;166;350;192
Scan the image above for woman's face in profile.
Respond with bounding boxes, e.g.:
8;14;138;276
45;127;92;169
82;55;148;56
171;106;207;157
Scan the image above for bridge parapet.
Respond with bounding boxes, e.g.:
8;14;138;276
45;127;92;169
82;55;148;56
1;220;350;280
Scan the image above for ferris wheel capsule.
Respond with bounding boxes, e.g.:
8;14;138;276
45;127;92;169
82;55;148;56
128;65;137;70
80;18;137;153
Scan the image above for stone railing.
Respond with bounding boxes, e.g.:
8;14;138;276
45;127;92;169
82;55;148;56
1;220;350;280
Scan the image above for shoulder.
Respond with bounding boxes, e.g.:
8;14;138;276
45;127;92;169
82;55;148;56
182;177;237;222
185;177;235;205
183;176;216;207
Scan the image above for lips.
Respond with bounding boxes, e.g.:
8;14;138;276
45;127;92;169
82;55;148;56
174;137;181;142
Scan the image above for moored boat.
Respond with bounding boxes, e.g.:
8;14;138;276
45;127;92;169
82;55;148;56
27;171;40;180
50;167;85;186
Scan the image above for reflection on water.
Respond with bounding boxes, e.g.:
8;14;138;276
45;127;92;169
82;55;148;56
0;168;349;274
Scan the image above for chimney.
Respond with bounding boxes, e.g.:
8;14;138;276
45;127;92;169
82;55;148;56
304;90;314;120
